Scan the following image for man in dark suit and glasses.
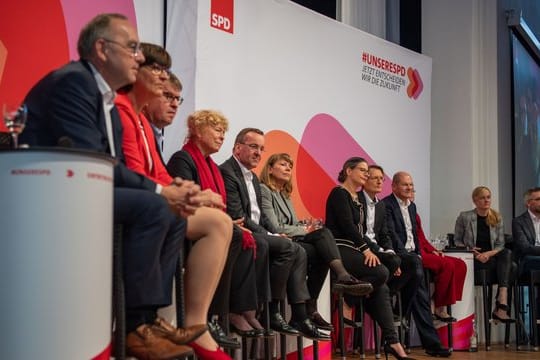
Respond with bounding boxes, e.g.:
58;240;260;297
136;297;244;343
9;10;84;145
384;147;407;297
512;187;540;276
20;13;232;360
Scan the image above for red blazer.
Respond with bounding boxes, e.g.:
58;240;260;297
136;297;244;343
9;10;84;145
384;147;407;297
115;93;172;186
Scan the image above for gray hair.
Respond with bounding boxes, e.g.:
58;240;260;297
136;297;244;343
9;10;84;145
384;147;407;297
77;13;128;59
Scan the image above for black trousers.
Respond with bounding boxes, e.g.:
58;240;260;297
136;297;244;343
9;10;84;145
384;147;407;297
475;248;515;287
296;228;341;300
398;252;443;350
258;233;310;304
229;226;261;313
519;254;540;276
115;188;184;309
337;243;398;344
390;252;423;317
253;234;271;304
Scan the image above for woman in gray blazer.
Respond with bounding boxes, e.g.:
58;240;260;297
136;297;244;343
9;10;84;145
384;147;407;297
453;186;515;323
259;153;372;330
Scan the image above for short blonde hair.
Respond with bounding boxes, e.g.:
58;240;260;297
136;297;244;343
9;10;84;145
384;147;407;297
186;110;229;141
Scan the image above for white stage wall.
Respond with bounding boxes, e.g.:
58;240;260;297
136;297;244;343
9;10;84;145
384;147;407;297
164;0;432;222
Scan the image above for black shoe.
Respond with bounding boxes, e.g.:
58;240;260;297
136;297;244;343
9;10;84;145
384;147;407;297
433;313;457;323
289;318;331;341
268;312;300;335
492;303;516;324
425;347;451;357
230;323;264;338
310;312;334;331
343;317;360;328
383;343;415;360
208;319;241;349
333;276;374;296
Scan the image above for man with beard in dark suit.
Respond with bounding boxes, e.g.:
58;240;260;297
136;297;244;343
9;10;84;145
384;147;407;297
513;187;540;275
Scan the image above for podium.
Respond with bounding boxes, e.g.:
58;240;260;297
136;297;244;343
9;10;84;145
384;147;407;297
0;149;114;359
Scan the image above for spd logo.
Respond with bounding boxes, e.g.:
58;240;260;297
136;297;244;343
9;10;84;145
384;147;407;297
211;0;234;34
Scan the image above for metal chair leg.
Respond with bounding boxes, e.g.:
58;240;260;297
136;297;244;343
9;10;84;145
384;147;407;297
337;293;346;360
112;224;125;360
529;271;540;351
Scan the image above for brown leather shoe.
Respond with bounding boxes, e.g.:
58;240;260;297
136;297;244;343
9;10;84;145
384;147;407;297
151;317;208;345
126;324;193;360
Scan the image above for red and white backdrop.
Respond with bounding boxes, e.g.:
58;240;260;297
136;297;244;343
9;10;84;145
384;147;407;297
0;0;431;358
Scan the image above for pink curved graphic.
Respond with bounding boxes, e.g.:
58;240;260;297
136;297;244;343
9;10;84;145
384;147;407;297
260;113;392;220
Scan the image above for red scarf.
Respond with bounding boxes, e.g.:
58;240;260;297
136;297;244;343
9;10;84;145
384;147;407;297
182;140;226;200
182;140;256;253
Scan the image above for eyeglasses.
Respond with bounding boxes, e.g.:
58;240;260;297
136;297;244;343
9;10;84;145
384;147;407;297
102;38;141;57
145;63;170;77
163;91;184;105
239;143;265;152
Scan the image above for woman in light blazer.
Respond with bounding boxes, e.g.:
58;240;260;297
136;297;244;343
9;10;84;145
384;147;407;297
453;186;515;323
259;153;372;330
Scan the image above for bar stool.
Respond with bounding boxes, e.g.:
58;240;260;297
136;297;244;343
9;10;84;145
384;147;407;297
112;225;192;359
424;269;453;350
231;308;273;360
333;287;378;359
516;269;540;351
112;224;126;360
278;300;304;360
474;268;519;350
334;287;362;359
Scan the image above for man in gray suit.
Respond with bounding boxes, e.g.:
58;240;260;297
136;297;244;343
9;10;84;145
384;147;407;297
512;187;540;275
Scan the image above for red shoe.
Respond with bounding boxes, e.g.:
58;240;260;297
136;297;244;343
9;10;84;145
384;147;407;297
189;341;232;360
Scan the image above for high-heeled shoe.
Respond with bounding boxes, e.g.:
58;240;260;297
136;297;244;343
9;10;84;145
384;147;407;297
189;341;232;360
432;313;457;323
230;323;264;337
384;343;415;360
491;303;516;324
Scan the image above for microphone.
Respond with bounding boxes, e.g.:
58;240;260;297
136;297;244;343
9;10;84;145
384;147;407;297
57;136;74;148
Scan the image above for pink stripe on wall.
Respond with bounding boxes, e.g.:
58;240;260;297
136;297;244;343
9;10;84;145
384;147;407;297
301;113;392;196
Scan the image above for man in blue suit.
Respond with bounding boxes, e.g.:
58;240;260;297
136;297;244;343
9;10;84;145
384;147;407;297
20;13;231;360
383;171;451;357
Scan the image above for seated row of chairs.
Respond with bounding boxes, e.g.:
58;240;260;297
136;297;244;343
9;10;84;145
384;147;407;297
333;233;539;357
109;226;539;359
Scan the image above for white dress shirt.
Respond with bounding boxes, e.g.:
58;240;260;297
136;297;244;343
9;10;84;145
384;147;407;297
395;194;415;251
234;156;261;224
89;63;115;157
363;190;378;244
